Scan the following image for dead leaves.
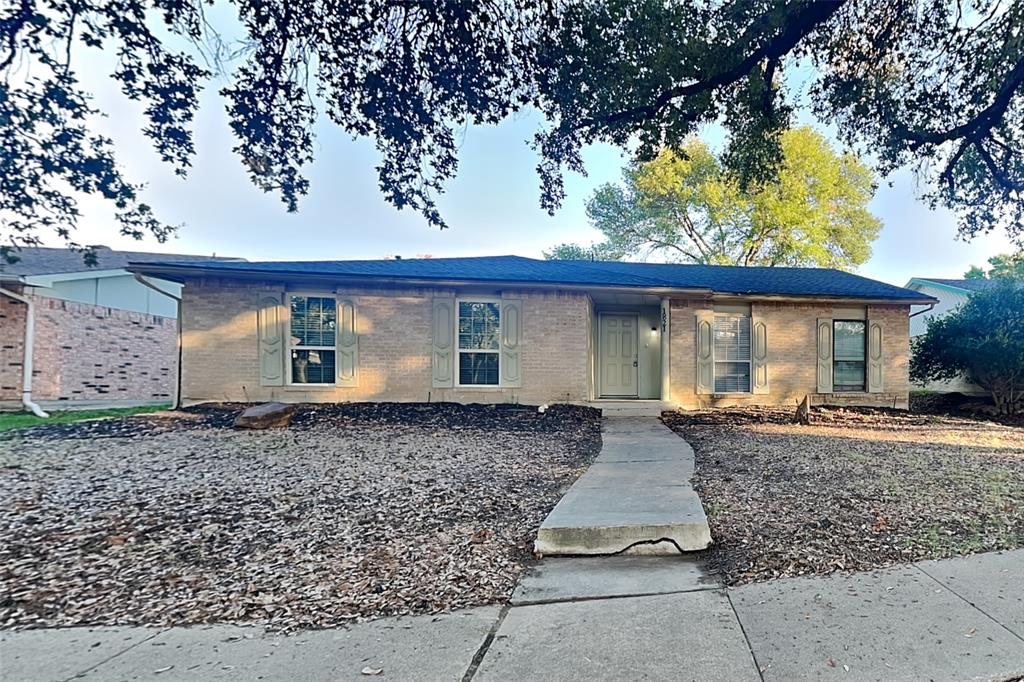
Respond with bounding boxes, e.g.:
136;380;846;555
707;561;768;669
0;403;602;630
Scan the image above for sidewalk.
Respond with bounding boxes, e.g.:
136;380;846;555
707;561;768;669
4;550;1022;681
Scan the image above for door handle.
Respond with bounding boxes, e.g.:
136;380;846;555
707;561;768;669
633;360;638;367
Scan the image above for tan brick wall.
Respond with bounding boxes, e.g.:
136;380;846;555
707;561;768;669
1;290;176;404
668;300;911;409
180;279;591;405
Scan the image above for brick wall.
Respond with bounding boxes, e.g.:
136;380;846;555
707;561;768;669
0;290;176;404
179;279;591;405
668;299;911;409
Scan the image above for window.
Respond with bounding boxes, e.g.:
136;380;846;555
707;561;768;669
290;295;336;384
713;315;751;393
833;320;866;392
458;300;500;385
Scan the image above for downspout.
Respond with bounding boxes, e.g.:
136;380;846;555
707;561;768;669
0;286;49;417
133;273;183;409
909;302;937;318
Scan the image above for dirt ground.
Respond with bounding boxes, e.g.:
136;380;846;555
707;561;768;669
0;403;601;630
663;406;1024;585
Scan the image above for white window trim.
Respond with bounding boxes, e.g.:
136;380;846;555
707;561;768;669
287;292;337;387
454;296;502;389
712;314;752;394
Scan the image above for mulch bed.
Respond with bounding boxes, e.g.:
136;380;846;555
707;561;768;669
0;402;601;630
663;406;1024;586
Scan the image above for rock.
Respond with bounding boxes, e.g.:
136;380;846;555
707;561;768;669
234;402;296;429
794;395;811;425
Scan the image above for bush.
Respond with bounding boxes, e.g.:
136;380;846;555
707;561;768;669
911;281;1024;414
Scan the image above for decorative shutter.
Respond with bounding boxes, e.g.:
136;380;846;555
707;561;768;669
257;291;285;386
867;319;883;392
500;299;523;387
695;310;714;394
336;298;358;387
432;297;455;387
751;316;769;394
816;317;833;394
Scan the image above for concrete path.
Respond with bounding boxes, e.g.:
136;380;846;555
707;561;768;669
534;417;712;555
6;551;1024;682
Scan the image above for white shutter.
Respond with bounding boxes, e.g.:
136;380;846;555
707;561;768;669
432;297;455;388
816;317;833;394
336;298;358;387
257;291;285;386
500;299;523;387
752;316;769;394
867;319;883;392
695;310;714;394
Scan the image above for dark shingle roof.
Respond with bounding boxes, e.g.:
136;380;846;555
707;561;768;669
917;278;999;293
130;255;934;302
0;246;241;278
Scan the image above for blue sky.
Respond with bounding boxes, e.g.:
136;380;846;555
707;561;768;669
68;58;1016;288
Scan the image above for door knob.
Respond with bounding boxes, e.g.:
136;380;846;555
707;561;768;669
633;360;638;367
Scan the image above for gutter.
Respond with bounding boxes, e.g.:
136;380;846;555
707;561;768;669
0;286;49;417
909;302;937;318
132;273;183;409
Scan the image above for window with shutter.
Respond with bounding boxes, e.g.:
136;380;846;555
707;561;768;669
713;315;751;393
289;294;337;385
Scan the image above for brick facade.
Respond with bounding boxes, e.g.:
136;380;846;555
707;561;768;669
177;279;912;409
0;289;176;405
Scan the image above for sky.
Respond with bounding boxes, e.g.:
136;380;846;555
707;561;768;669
64;48;1017;289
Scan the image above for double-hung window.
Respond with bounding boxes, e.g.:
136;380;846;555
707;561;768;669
457;300;500;386
713;315;751;393
833;320;866;392
289;295;336;384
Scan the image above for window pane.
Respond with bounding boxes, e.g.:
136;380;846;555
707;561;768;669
459;352;499;385
291;296;337;347
714;362;750;393
291;349;336;384
833;321;865;391
713;316;751;392
458;302;500;350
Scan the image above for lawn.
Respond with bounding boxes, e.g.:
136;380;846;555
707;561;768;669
0;404;171;433
0;403;601;630
662;407;1024;585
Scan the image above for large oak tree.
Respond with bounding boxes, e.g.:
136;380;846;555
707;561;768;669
2;0;1023;261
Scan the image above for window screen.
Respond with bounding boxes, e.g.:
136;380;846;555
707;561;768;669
290;295;337;384
457;301;500;385
833;320;866;392
713;316;751;393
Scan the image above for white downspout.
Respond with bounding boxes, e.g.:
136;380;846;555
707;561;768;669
0;286;49;417
132;273;182;409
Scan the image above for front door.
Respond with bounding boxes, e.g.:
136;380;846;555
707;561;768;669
599;314;639;397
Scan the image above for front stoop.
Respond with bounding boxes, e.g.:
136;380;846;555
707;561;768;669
535;417;712;556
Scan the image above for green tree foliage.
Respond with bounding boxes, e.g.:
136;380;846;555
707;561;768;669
911;282;1024;414
963;252;1024;280
547;127;880;268
3;1;1023;260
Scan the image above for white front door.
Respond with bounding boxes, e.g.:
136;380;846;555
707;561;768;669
599;314;639;398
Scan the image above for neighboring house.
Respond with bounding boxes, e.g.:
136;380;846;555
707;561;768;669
904;277;995;395
129;256;935;413
0;246;240;410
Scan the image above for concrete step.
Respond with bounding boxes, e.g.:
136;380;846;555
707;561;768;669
583;401;673;417
534;417;712;556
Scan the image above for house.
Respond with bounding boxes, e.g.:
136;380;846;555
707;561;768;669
0;246;241;411
128;255;936;413
905;277;995;395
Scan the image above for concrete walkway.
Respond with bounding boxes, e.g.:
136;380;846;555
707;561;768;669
6;550;1023;681
534;417;712;555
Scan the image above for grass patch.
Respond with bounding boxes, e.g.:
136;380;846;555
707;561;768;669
0;404;171;433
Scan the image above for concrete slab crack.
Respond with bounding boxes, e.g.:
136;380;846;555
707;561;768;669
61;628;166;682
726;591;768;682
611;537;686;556
461;605;510;681
914;564;1024;644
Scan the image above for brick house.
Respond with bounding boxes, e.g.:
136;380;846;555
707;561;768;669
129;256;936;412
0;246;238;411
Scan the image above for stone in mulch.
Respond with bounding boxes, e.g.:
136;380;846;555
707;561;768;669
0;402;601;631
662;406;1024;586
233;402;296;429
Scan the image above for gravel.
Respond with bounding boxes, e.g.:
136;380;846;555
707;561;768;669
0;403;601;630
663;406;1024;586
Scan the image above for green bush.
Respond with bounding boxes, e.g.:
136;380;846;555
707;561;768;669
911;281;1024;414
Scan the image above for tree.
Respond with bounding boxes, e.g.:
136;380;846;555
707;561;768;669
963;253;1024;280
3;1;1024;261
911;282;1024;415
547;127;880;268
543;243;623;261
